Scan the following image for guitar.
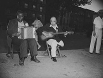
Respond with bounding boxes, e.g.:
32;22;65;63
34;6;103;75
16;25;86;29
41;31;74;40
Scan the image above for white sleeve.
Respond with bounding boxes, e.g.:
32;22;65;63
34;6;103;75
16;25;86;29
93;18;97;24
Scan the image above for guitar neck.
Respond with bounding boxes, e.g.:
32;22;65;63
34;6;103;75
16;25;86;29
53;32;66;35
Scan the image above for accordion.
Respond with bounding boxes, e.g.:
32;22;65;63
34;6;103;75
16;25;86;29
20;27;36;39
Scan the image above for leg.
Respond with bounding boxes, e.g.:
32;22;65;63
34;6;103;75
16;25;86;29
12;37;28;66
58;40;64;47
51;44;57;57
46;43;51;57
6;36;12;57
56;45;60;57
47;39;58;62
19;40;28;58
27;38;40;63
96;30;102;53
89;32;97;53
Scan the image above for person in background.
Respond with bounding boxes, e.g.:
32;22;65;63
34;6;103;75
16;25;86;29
32;17;43;49
89;10;103;54
7;11;40;66
32;17;43;28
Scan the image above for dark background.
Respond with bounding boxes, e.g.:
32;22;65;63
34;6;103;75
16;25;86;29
0;0;103;37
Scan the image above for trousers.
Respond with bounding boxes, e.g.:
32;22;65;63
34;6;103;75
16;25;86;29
12;37;28;58
47;39;64;57
11;37;38;58
89;28;102;53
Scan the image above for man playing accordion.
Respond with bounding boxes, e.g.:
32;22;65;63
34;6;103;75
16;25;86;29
7;11;40;66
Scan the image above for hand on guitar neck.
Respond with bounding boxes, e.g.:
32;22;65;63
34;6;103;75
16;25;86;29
41;31;74;40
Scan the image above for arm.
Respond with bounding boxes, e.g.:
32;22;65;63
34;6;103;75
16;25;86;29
34;31;38;41
93;24;95;32
93;24;96;36
58;25;67;37
93;18;96;36
7;20;15;37
34;31;41;49
7;20;22;37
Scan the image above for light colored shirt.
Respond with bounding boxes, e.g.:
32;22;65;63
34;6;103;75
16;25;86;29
93;16;103;29
50;24;58;32
32;19;43;28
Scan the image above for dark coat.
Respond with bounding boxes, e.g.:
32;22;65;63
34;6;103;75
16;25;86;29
7;19;27;37
40;23;63;42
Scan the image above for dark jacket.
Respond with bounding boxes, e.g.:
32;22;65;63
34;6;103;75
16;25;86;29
7;19;27;37
42;23;62;42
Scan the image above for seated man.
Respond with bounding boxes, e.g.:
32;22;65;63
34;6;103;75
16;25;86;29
41;17;67;62
7;11;40;66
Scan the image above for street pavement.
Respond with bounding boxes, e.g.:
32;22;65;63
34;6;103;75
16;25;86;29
0;50;103;78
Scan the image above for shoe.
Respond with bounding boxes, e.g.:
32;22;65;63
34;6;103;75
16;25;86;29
95;53;101;55
31;56;40;63
52;57;57;62
89;51;93;54
90;52;93;54
19;58;25;66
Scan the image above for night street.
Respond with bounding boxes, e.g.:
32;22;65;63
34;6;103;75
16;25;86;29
0;0;103;78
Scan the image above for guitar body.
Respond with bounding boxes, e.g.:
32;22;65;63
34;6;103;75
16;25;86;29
40;35;48;40
40;31;74;40
40;31;54;40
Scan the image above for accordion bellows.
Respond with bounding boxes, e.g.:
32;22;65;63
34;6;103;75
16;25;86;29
20;27;35;39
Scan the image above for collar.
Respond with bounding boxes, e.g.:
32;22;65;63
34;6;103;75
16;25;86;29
17;19;24;23
18;21;24;23
50;24;58;28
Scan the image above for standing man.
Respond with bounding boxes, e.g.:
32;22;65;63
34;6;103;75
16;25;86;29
89;10;103;54
41;17;67;62
7;11;40;66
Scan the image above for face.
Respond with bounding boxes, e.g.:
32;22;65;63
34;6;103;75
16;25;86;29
50;17;57;26
17;13;24;22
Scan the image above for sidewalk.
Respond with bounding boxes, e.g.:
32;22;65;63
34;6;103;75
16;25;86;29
0;50;103;78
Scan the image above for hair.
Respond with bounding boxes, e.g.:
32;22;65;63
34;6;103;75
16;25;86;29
36;16;41;20
16;10;24;16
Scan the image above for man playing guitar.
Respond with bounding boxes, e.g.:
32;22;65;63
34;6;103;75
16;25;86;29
41;17;68;62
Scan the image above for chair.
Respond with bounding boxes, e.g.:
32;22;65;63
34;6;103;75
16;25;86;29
46;42;60;58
